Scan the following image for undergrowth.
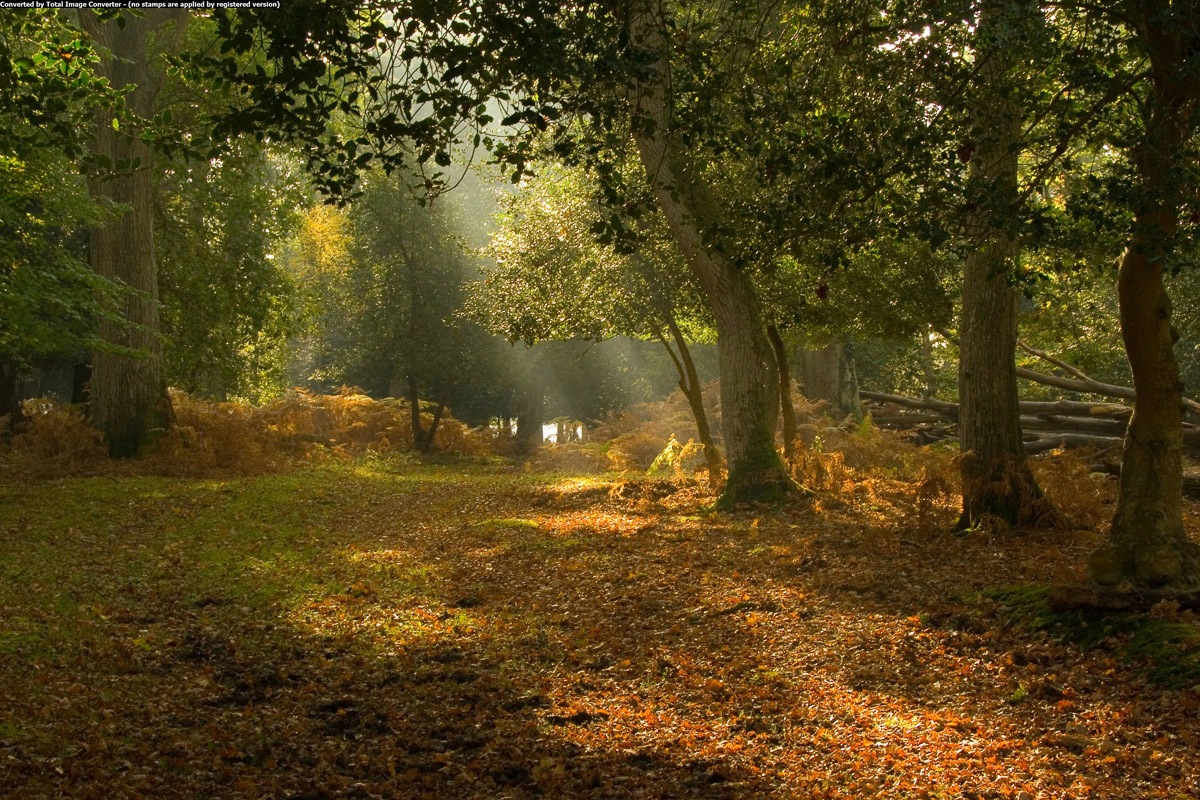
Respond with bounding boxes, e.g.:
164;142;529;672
0;388;492;479
2;383;1125;540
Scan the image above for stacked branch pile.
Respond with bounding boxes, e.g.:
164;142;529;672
867;338;1200;458
862;346;1200;459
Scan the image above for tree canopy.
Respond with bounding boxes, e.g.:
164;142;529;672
2;0;1199;584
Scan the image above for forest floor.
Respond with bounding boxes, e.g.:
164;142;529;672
1;455;1199;799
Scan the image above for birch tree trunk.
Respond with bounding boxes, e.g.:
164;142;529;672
81;11;185;457
956;2;1055;529
1088;0;1199;588
625;0;792;506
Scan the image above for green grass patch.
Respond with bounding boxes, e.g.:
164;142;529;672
0;465;419;659
0;460;568;674
986;585;1200;689
475;517;540;530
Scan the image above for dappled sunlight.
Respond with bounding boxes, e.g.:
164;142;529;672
2;460;1198;798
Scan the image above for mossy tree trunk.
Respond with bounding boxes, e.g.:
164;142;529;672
625;0;791;507
81;11;184;457
1088;0;1200;589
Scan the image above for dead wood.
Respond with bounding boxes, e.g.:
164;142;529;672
864;387;1200;457
1019;416;1127;435
1048;584;1200;613
871;414;946;426
1022;433;1125;455
1019;400;1132;417
931;329;1200;415
860;390;959;417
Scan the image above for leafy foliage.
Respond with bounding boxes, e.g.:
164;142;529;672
282;168;496;410
0;13;116;372
0;11;115;161
0;149;107;369
468;162;710;348
157;141;308;402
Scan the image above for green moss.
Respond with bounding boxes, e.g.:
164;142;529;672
1126;620;1200;687
985;585;1058;630
985;584;1200;688
1005;684;1029;704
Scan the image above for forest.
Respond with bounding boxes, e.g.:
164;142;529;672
1;1;1199;797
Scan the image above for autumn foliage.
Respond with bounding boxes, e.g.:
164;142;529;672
0;388;492;478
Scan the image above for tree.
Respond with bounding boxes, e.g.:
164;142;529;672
190;1;803;504
469;162;722;475
955;0;1059;529
156;141;307;402
353;170;486;451
0;11;116;428
621;0;795;505
80;10;187;457
1086;0;1200;589
285;168;493;452
0;135;107;429
152;15;312;403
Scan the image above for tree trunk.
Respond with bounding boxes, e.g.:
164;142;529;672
408;376;428;452
797;340;862;422
0;358;25;435
426;397;446;449
1088;1;1199;588
81;11;184;457
767;325;799;459
956;2;1055;530
625;1;791;507
661;317;722;478
515;382;544;454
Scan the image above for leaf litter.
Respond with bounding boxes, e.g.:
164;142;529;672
0;454;1197;799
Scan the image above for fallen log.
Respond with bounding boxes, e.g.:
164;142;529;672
1019;400;1132;418
1014;365;1135;401
1024;431;1200;456
1023;433;1125;455
871;414;946;426
862;388;1200;455
1019;416;1128;436
864;391;1140;422
1048;584;1200;613
931;329;1200;415
860;390;959;417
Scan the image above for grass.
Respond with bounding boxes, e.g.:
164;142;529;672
3;455;1200;799
0;459;540;669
